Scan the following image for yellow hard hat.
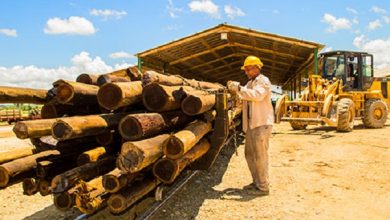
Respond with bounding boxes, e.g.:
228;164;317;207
241;55;263;70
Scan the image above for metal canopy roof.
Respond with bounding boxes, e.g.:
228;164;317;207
137;24;324;86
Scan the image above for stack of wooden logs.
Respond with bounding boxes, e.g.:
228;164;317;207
0;66;241;217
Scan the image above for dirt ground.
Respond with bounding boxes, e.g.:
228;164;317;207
0;119;389;220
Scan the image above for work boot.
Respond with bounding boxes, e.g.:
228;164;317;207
242;182;257;190
246;187;270;196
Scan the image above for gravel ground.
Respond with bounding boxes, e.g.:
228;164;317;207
0;119;389;220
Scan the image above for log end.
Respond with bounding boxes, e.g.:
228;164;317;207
97;83;123;110
0;166;10;188
182;95;202;116
41;104;57;119
117;148;142;173
103;174;121;193
52;121;72;141
153;159;179;184
119;116;142;141
22;178;38;195
96;132;114;146
38;180;52;196
54;192;74;211
57;83;74;104
76;74;92;84
13;122;29;139
108;194;127;214
142;84;168;111
162;136;184;160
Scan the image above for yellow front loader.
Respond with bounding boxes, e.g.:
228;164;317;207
275;51;390;132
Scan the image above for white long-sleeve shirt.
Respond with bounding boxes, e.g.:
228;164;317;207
239;74;274;132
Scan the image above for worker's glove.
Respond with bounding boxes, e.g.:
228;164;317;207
227;81;240;94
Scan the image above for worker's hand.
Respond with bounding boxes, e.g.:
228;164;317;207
227;81;240;94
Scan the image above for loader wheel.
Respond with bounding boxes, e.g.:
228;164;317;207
290;121;308;130
362;99;388;128
274;94;288;123
336;98;355;132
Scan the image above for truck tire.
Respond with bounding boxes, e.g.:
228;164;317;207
290;121;307;130
362;99;388;128
336;98;355;132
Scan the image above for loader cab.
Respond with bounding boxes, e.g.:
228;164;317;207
321;51;374;91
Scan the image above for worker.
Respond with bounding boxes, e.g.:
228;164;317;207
227;55;274;196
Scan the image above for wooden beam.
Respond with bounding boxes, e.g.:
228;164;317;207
169;43;230;65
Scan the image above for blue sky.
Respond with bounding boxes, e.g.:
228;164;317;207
0;0;389;88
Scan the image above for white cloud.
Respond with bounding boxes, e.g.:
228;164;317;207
371;6;387;14
0;28;17;37
44;16;96;35
0;51;134;89
224;5;245;19
89;9;127;20
109;51;134;59
188;0;220;18
352;18;359;24
383;16;390;24
346;7;358;15
322;13;352;32
353;35;390;68
167;0;183;18
368;19;382;30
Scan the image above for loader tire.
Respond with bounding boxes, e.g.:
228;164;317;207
290;121;307;130
362;99;388;128
336;98;355;132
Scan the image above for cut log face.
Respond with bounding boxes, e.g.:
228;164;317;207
22;178;39;195
13;118;56;139
154;138;210;184
0;86;48;104
76;74;100;85
54;80;99;105
74;176;107;214
181;93;216;116
51;113;126;141
97;81;143;110
107;177;159;214
95;131;121;146
119;111;193;141
54;189;76;211
142;83;189;112
38;179;52;196
163;120;212;159
117;134;170;173
102;168;138;193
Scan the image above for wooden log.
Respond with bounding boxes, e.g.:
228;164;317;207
118;111;193;141
0;150;60;187
38;179;52;196
97;75;131;86
51;156;116;193
182;93;216;115
13;118;56;139
54;80;99;105
74;176;108;214
142;83;190;112
22;178;39;195
102;168;138;193
0;86;48;104
142;70;223;90
41;103;100;119
30;135;99;152
77;146;111;166
107;177;159;214
117;134;170;173
154;138;210;184
97;81;143;110
95;131;121;146
76;73;100;85
162;120;212;159
54;188;77;211
0;147;34;164
51;113;126;141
